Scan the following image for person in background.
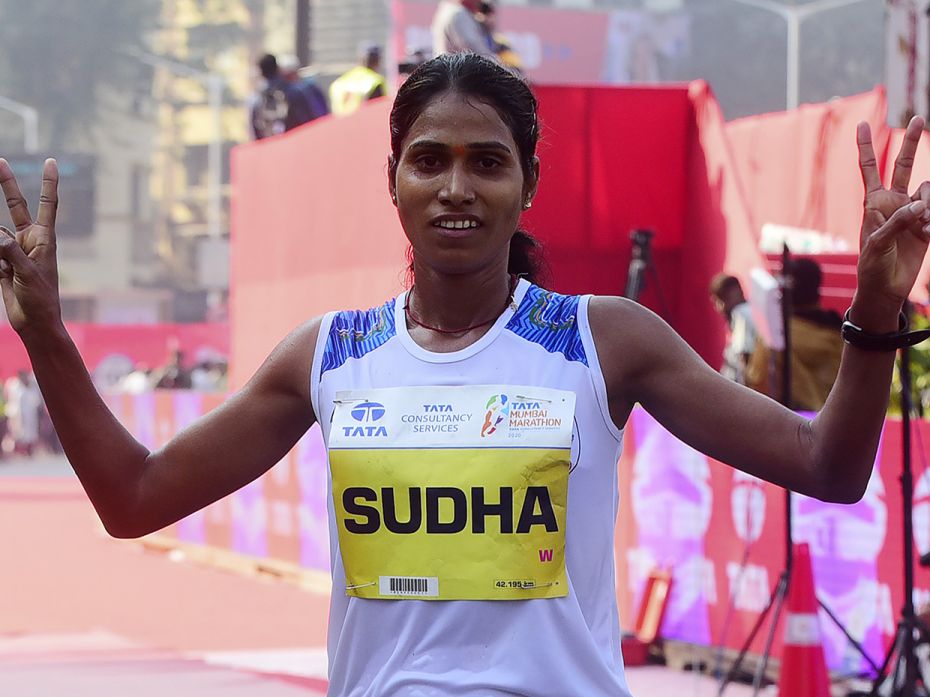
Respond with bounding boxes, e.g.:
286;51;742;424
250;53;314;139
154;347;192;390
329;44;387;117
750;258;844;411
278;54;329;122
118;363;153;394
431;0;498;58
709;273;758;386
5;370;41;456
398;48;429;84
476;1;523;74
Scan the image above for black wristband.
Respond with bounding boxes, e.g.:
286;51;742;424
841;309;930;351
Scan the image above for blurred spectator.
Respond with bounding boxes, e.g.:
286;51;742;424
750;258;843;411
118;363;153;394
477;1;523;73
709;273;758;387
154;348;192;390
329;44;387;117
398;48;429;83
250;53;315;139
191;359;227;392
431;0;497;58
4;370;42;456
278;54;329;122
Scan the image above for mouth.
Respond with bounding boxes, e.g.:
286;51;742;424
431;215;483;237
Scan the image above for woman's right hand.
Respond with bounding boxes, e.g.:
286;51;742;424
0;158;63;336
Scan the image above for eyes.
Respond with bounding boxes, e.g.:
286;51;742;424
409;152;507;174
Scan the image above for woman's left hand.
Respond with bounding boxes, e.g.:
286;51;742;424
855;115;930;329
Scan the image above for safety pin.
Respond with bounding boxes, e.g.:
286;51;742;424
515;394;553;403
345;581;377;590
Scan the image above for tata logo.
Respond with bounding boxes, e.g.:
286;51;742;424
513;401;542;410
422;404;453;413
351;401;385;422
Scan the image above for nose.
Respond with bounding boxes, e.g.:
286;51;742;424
438;162;476;207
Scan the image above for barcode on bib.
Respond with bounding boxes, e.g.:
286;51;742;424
379;576;439;597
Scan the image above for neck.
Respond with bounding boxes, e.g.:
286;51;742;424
407;261;515;334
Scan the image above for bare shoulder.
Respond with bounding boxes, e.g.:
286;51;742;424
586;294;672;370
586;295;707;423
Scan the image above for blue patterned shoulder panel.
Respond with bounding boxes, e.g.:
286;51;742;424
506;284;588;366
321;298;396;374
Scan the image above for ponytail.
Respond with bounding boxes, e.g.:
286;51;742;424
508;229;547;286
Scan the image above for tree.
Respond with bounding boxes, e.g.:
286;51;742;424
0;0;160;151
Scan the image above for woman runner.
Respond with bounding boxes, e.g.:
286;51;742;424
0;53;928;696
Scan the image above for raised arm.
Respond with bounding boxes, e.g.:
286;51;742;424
590;116;930;504
0;158;318;537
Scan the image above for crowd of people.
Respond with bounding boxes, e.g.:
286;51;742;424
250;1;519;140
0;370;60;458
114;348;228;394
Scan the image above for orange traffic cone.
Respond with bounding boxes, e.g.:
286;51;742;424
776;542;831;697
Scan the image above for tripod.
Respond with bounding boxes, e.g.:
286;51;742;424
624;228;672;319
718;248;879;695
870;344;930;696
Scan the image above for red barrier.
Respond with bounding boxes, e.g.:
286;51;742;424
0;323;228;383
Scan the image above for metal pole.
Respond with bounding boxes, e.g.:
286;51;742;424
0;96;39;153
296;0;311;66
723;0;873;110
786;13;800;111
207;74;223;239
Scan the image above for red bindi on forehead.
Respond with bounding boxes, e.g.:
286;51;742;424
451;145;467;156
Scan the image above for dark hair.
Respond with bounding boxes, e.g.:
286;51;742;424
258;53;278;81
708;273;743;299
389;53;545;285
789;258;822;307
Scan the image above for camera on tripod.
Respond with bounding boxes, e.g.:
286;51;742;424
624;228;656;303
630;228;654;259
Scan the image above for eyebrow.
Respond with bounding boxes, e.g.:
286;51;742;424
406;139;513;155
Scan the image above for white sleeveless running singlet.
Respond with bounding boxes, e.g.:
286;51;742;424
311;279;633;697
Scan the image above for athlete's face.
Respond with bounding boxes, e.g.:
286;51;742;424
390;90;537;276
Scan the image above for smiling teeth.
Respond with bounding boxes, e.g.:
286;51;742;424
436;220;479;229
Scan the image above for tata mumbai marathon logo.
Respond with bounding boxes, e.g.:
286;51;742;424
481;393;564;438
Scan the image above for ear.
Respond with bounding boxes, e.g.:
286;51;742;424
387;155;397;206
523;156;540;207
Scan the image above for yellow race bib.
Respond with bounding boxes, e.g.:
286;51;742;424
329;385;575;601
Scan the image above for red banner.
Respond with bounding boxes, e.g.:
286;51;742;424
0;323;228;384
